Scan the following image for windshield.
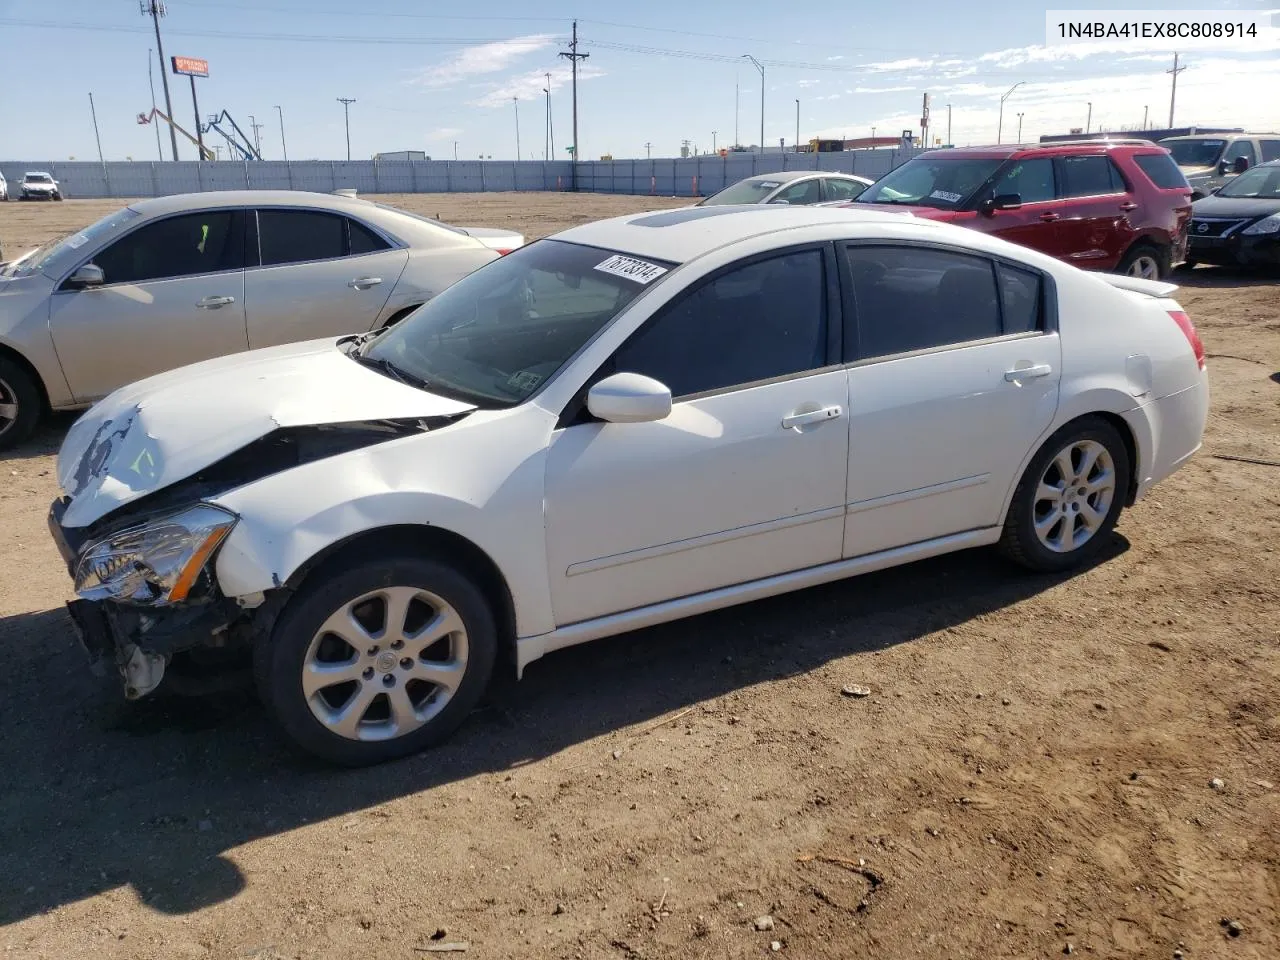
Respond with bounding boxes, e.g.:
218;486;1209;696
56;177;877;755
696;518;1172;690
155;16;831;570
700;178;783;205
1161;139;1226;168
0;207;140;278
361;239;675;406
1217;165;1280;199
855;156;1003;208
24;174;53;183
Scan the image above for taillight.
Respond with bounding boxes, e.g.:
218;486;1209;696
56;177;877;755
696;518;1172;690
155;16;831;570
1168;310;1206;371
495;248;513;256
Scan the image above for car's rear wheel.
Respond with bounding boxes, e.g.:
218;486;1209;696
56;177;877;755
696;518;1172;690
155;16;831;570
1117;243;1168;281
999;417;1130;573
0;357;42;451
256;553;497;766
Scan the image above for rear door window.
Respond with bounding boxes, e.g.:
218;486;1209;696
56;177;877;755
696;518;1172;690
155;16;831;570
1058;156;1125;197
1260;140;1280;163
257;209;348;266
348;218;392;255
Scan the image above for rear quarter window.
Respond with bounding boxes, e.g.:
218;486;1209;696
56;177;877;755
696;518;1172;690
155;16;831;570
1133;153;1190;190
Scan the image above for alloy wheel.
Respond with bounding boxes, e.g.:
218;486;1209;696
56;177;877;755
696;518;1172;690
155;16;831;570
0;377;20;438
302;586;469;741
1125;255;1161;280
1032;439;1117;553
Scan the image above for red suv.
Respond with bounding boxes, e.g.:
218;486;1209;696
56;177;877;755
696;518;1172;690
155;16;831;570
843;140;1193;279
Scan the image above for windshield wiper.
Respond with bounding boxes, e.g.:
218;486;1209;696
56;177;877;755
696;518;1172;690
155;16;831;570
349;352;434;391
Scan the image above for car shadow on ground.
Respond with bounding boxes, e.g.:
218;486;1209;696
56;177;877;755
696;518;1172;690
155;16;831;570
1;411;78;462
0;535;1128;924
1174;264;1279;288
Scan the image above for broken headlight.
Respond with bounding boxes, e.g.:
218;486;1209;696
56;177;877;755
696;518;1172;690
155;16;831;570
74;504;238;605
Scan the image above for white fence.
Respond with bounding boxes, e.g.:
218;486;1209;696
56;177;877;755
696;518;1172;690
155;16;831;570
0;149;918;200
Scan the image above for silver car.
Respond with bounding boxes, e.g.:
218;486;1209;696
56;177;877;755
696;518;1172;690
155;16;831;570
697;171;875;206
0;190;522;448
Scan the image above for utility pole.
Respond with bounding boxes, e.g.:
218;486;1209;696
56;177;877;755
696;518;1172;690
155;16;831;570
946;103;952;145
543;73;552;161
742;54;764;151
274;105;287;160
513;96;521;160
644;141;652;159
146;48;163;160
336;97;355;160
453;140;458;161
734;78;739;147
141;1;179;160
558;19;589;187
1167;52;1186;127
248;114;263;156
88;92;104;163
794;99;799;152
1085;102;1092;134
1142;104;1149;130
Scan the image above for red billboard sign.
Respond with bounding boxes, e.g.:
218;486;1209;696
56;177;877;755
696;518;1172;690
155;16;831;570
171;56;209;78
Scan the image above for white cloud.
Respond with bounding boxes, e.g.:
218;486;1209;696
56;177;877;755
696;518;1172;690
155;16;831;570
797;78;821;88
827;55;844;62
863;57;934;73
411;35;555;88
467;62;605;109
427;127;462;141
851;85;916;94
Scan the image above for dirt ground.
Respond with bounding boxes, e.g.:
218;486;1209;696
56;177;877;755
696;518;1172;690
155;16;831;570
0;195;1276;960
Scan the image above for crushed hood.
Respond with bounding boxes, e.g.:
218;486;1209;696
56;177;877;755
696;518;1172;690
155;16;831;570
57;338;476;528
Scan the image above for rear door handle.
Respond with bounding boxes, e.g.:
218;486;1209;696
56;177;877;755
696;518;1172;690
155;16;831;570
1004;363;1053;382
348;277;383;290
781;405;843;429
1119;201;1138;211
196;295;236;309
1039;212;1060;222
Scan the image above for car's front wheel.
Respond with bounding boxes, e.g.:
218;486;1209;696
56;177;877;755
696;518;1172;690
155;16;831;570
0;357;42;451
999;417;1131;573
1117;243;1169;280
256;552;497;765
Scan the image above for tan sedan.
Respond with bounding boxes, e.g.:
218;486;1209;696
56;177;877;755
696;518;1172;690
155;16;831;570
0;190;521;449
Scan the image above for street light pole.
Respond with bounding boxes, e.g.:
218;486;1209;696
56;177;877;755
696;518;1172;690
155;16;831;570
274;104;287;160
1142;104;1149;130
712;131;717;153
996;81;1024;145
146;48;163;160
742;54;764;152
513;96;521;161
946;103;952;145
1016;112;1024;142
1086;101;1092;134
794;98;799;152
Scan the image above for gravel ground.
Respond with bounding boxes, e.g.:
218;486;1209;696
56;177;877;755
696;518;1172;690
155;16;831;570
0;194;1276;960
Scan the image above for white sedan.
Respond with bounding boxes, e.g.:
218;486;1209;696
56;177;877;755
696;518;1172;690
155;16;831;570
48;205;1209;765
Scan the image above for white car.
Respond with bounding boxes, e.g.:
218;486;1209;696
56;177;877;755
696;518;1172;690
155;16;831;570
19;171;62;200
698;171;875;206
48;205;1209;765
0;171;8;201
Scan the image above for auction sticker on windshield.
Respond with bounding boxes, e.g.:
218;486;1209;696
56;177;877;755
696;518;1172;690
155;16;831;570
594;254;668;284
929;190;965;203
66;234;90;249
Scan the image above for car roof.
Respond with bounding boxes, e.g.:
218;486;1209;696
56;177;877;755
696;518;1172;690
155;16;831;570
742;171;863;184
1160;132;1278;140
552;205;939;264
127;189;381;218
923;141;1168;161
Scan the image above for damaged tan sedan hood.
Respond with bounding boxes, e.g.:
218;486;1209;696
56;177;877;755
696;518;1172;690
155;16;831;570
56;338;477;529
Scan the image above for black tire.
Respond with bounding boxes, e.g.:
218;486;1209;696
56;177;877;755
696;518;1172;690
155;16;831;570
255;551;497;766
998;416;1131;574
0;356;43;451
1116;242;1169;280
53;192;63;201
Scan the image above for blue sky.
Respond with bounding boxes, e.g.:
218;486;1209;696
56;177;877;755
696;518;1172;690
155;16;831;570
0;0;1276;162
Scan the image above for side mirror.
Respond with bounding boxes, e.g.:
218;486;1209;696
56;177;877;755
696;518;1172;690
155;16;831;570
1231;156;1250;174
980;193;1022;216
587;372;672;424
65;263;104;289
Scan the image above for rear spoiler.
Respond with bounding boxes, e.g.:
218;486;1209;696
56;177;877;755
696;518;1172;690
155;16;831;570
1096;274;1180;298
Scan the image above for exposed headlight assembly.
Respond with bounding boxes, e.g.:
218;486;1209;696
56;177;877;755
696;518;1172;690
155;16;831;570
1242;213;1280;236
74;504;237;605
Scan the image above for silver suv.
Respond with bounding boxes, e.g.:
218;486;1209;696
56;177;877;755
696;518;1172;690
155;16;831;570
1159;133;1280;199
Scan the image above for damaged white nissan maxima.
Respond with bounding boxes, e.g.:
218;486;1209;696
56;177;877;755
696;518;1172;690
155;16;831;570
48;205;1209;765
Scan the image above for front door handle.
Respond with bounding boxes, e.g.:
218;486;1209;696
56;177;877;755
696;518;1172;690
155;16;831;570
781;405;843;429
1004;363;1053;382
348;277;383;290
1039;212;1060;222
1119;201;1138;212
196;295;236;309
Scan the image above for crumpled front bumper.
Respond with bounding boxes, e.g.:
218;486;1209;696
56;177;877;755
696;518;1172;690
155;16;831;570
49;497;244;699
